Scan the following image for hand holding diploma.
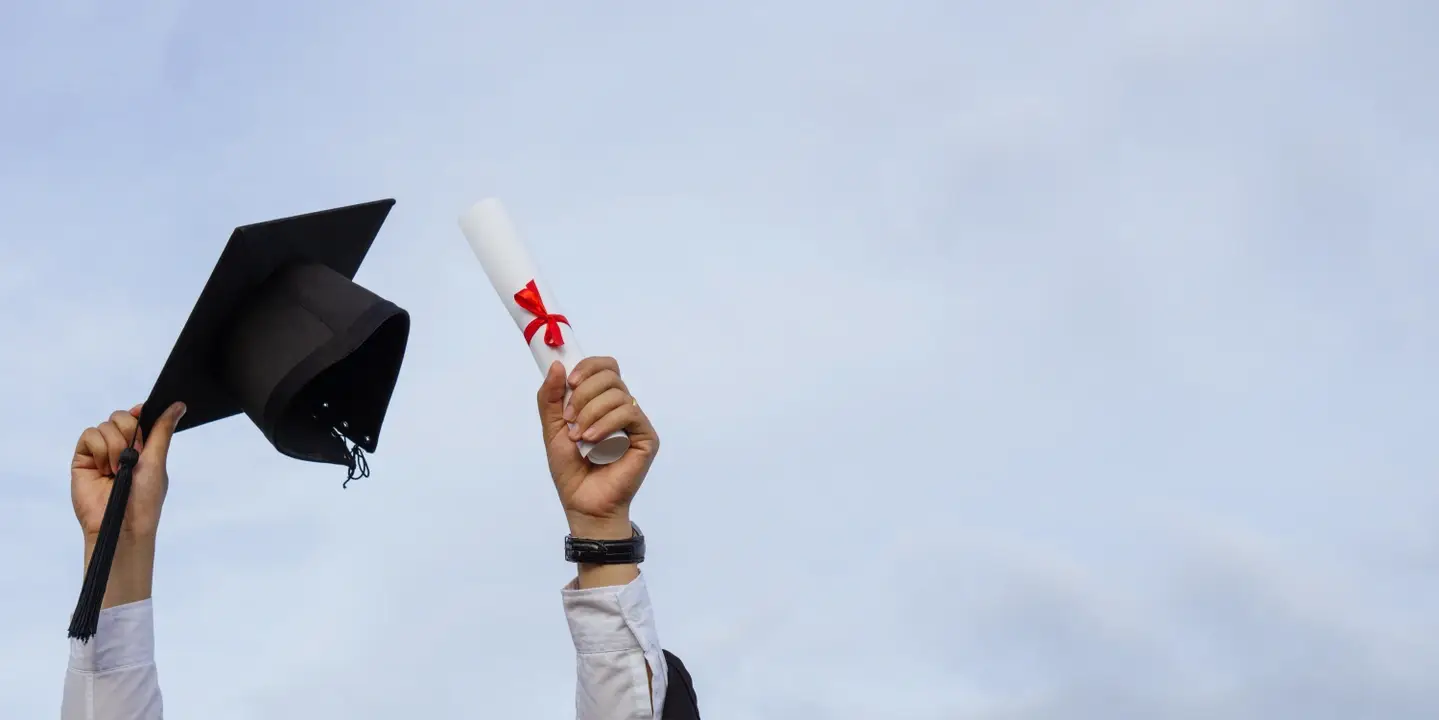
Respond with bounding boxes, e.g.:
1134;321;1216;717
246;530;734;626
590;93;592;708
538;356;660;546
459;198;630;464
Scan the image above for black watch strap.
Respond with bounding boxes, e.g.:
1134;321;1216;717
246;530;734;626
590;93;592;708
566;522;645;564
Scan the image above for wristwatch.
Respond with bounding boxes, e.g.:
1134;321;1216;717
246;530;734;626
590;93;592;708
565;522;645;565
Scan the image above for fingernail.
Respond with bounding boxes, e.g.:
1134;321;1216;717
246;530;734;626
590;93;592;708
563;403;575;421
568;424;581;440
582;427;600;441
177;402;187;419
568;373;581;387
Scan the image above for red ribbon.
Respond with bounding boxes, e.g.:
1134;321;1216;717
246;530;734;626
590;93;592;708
514;280;569;348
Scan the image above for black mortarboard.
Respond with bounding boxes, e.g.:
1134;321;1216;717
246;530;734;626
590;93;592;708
68;199;411;641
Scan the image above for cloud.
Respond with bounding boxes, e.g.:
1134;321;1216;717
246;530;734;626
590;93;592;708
3;0;1438;717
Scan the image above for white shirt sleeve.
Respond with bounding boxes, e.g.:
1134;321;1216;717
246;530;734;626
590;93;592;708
562;573;669;720
60;577;665;719
61;599;163;720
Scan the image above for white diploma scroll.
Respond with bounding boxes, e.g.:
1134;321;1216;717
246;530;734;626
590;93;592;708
458;198;631;465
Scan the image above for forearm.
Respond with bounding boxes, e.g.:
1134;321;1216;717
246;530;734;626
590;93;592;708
82;533;156;610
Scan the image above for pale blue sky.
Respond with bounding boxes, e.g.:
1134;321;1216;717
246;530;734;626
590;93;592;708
3;1;1437;717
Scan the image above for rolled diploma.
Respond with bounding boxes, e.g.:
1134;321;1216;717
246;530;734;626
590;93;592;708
458;198;631;465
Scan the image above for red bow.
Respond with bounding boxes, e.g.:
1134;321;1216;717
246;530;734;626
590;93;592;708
514;280;569;348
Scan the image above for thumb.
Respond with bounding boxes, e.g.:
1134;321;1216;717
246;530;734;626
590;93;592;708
536;361;569;441
140;401;187;464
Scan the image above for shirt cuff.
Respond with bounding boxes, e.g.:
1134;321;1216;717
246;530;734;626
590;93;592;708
562;573;669;703
68;598;155;673
561;574;659;654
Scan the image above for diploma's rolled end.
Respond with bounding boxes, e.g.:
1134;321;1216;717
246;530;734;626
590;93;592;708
582;431;631;466
460;197;507;226
458;197;516;262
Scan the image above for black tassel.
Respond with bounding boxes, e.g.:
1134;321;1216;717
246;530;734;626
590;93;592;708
68;447;140;641
332;426;370;488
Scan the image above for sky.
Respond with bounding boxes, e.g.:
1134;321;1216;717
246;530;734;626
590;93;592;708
1;0;1437;717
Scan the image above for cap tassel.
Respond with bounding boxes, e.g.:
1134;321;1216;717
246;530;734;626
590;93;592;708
68;445;140;641
332;427;370;488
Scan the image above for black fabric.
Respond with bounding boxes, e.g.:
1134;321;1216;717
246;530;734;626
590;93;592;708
661;650;701;719
135;198;408;462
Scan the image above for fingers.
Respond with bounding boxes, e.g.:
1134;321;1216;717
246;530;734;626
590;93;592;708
97;420;128;475
110;408;140;450
567;356;619;390
577;402;657;446
73;409;137;476
73;404;168;477
75;427;109;474
563;356;658;447
569;387;630;440
128;404;144;450
565;367;628;424
96;422;125;473
140;402;186;464
536;362;570;440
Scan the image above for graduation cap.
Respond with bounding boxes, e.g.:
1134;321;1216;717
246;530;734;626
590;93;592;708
68;199;411;641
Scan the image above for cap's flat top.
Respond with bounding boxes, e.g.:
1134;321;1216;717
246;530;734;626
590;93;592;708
138;199;396;437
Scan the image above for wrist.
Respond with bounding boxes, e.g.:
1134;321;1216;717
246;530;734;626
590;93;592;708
566;513;642;590
83;529;157;548
566;512;633;541
82;533;156;610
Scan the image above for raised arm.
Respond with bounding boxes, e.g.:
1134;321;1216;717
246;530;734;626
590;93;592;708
62;403;185;720
536;358;670;717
